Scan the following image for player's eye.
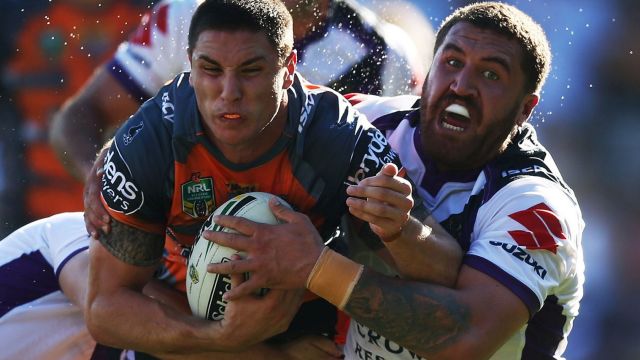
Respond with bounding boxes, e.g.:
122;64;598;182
446;58;463;68
241;67;261;75
482;70;499;81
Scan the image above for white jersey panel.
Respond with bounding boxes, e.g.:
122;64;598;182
296;28;368;86
0;292;94;360
471;177;584;311
0;212;93;359
112;0;200;96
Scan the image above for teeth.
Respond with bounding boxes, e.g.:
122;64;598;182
445;104;470;119
442;121;464;132
223;114;240;119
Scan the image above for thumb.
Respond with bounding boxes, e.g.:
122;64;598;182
379;162;399;177
268;197;296;223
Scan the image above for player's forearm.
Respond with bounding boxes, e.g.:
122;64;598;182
344;269;471;359
384;216;462;286
50;95;106;181
158;343;290;360
85;286;233;355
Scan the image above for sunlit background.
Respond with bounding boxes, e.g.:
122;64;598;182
0;1;638;359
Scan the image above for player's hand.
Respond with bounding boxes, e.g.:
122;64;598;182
346;162;413;242
83;149;111;239
217;270;304;350
279;335;343;360
205;197;324;299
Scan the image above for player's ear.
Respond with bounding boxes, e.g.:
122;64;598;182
517;93;539;126
188;49;194;85
282;50;297;89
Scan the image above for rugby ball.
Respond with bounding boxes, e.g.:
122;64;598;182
186;192;291;320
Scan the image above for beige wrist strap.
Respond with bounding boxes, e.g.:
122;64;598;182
306;247;364;310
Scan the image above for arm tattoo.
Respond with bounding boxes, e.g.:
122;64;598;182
99;220;164;267
345;269;470;356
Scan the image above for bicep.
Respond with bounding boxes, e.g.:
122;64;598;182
58;250;90;308
89;220;163;293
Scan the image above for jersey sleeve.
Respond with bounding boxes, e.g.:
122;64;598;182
44;213;91;278
464;177;584;317
109;0;196;99
100;92;175;235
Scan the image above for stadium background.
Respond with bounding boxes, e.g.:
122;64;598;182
0;0;637;358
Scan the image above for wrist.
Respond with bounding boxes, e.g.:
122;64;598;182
383;216;431;244
306;248;364;309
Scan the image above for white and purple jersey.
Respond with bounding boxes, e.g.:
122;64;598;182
0;212;99;359
344;96;585;360
108;0;423;103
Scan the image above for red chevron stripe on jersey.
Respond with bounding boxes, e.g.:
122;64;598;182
508;202;566;253
130;3;169;47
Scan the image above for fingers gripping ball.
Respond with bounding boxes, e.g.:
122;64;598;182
186;192;291;320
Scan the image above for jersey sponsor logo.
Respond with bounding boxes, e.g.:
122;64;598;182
501;165;549;178
352;323;425;360
226;182;257;199
182;174;215;219
347;129;399;185
102;147;143;214
489;241;548;279
507;202;566;253
161;92;175;123
298;91;316;133
123;121;144;145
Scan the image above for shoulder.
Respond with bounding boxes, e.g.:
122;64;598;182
349;94;420;128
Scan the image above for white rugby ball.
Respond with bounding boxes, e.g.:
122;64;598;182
186;192;291;320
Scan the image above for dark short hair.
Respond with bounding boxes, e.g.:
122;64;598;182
188;0;293;62
435;2;551;94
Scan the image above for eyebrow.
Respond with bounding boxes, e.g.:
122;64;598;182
442;43;511;72
195;54;267;67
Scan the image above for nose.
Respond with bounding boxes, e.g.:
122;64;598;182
220;73;241;103
449;67;478;98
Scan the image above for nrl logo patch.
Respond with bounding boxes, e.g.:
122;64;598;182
182;175;215;218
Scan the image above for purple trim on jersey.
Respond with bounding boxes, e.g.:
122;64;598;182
0;251;59;318
54;246;89;280
464;254;540;318
106;58;152;104
522;295;567;359
370;108;416;132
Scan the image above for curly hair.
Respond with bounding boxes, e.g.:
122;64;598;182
435;2;551;94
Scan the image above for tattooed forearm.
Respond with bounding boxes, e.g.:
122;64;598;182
345;269;470;356
99;220;164;266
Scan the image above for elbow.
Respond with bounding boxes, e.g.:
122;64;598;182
49;109;68;156
84;296;117;346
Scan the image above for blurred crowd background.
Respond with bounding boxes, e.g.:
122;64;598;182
0;0;637;359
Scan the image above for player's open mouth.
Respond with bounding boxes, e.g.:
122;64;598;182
222;113;241;119
441;104;470;132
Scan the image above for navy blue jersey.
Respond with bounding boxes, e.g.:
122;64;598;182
100;73;401;340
